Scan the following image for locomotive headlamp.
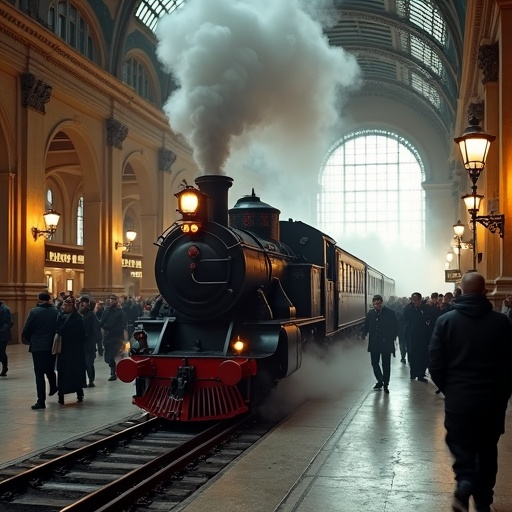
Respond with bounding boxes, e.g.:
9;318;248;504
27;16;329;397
179;189;200;214
175;186;208;234
233;336;246;355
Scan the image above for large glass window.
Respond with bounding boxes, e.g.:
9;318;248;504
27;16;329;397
123;57;153;102
76;196;83;246
318;130;425;250
48;1;97;63
135;0;186;32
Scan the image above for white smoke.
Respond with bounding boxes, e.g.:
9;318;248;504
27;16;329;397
156;0;360;208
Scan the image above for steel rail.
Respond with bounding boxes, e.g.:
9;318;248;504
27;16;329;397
60;415;252;512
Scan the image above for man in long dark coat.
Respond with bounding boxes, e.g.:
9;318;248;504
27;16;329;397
100;295;127;381
22;292;59;409
429;272;512;512
56;296;86;405
362;294;399;394
403;292;437;382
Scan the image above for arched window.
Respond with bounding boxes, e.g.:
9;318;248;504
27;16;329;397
48;1;97;63
76;196;84;246
46;188;53;210
318;130;425;250
123;57;153;102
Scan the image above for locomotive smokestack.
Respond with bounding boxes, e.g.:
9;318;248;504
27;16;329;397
195;175;233;226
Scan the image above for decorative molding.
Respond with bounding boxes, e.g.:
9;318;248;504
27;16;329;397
106;118;128;149
21;72;52;113
477;43;499;84
158;148;177;172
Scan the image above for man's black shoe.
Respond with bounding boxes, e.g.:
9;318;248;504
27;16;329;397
384;386;389;394
452;480;472;512
373;382;383;390
31;401;46;410
417;377;428;383
108;375;117;381
474;505;491;512
400;358;406;363
0;371;7;376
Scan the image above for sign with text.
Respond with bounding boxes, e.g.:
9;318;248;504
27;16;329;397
445;269;462;283
45;243;84;269
122;256;143;269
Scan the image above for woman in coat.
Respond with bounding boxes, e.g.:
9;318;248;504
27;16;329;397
55;296;86;405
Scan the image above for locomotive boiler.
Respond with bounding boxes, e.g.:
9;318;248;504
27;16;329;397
117;174;395;421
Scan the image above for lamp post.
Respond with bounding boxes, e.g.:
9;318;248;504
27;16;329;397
446;249;454;267
452;220;464;270
454;117;505;271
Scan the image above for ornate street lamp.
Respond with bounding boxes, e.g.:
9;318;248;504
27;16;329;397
454;117;504;271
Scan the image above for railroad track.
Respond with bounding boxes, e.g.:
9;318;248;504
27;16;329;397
0;414;273;511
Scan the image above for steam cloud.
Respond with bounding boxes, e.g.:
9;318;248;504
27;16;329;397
156;0;360;180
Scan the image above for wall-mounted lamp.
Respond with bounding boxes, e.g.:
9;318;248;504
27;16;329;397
454;117;505;271
32;209;61;241
115;230;137;251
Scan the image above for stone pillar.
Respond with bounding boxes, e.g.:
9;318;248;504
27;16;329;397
139;213;159;298
15;73;53;339
81;200;106;297
0;173;14;285
84;118;128;297
494;3;512;293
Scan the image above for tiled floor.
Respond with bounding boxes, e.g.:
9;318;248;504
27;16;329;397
2;341;512;512
0;344;143;466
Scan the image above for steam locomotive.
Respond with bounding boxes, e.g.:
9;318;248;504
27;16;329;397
117;175;395;421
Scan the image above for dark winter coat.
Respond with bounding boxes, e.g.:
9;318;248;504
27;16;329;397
56;310;86;394
22;302;59;352
403;302;436;349
0;302;13;343
100;306;126;364
429;293;512;417
82;309;102;355
362;306;399;354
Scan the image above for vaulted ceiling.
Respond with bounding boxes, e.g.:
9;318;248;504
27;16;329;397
133;0;465;141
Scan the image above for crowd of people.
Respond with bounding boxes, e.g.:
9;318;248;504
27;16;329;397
363;274;512;512
2;276;512;512
0;291;173;410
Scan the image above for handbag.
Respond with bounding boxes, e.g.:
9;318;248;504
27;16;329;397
52;333;62;355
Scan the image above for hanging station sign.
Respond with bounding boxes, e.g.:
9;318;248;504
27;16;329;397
445;269;462;283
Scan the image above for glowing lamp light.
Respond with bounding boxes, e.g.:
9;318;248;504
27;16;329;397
126;230;137;242
178;189;200;214
233;336;245;354
462;193;483;214
452;220;465;238
454;117;495;180
32;208;61;240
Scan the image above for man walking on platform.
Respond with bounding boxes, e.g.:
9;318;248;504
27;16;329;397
22;292;59;409
100;295;127;381
429;272;512;512
362;294;398;394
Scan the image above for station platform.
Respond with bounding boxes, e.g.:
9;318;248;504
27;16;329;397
0;344;142;467
1;341;512;512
